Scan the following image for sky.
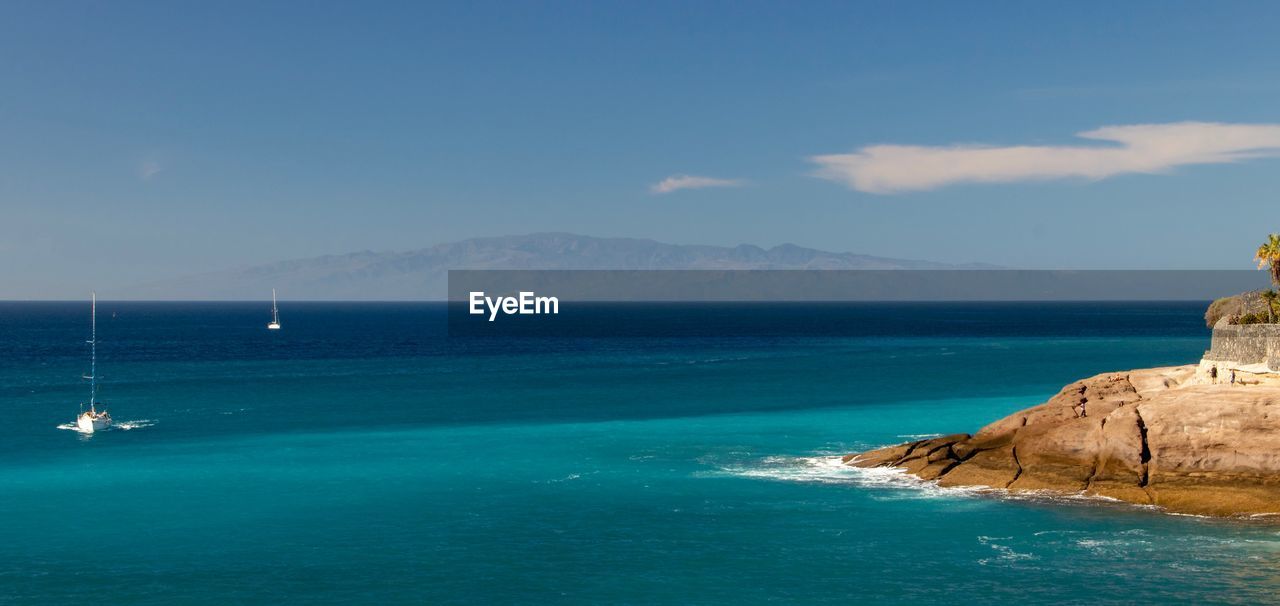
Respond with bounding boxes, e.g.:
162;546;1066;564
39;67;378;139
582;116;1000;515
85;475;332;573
4;1;1280;296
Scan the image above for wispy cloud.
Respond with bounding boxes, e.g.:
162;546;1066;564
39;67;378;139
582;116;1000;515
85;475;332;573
138;160;162;180
810;122;1280;194
650;174;744;194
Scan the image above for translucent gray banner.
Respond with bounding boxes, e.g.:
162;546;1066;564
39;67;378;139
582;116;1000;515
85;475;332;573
448;270;1271;302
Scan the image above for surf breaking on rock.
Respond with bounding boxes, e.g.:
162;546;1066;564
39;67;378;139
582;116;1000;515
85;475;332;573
845;365;1280;517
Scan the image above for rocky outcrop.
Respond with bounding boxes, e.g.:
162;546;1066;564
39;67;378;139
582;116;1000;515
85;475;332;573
1205;290;1273;327
845;366;1280;517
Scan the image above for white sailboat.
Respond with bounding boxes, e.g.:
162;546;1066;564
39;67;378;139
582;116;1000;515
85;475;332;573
76;292;112;433
267;288;281;330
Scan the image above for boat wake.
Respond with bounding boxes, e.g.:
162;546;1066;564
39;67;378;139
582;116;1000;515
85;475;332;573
55;418;156;434
115;419;157;430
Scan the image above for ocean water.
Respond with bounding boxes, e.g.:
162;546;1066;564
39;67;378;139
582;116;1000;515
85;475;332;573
2;301;1278;604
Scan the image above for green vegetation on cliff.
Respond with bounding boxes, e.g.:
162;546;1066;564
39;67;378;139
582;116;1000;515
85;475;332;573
1205;234;1280;327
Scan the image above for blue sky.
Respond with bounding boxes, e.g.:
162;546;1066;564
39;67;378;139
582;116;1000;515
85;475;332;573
4;1;1280;295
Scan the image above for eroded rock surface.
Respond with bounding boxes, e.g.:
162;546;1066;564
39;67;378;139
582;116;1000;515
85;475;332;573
845;365;1280;517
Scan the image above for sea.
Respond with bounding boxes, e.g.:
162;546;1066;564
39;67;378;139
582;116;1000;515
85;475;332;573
2;301;1278;605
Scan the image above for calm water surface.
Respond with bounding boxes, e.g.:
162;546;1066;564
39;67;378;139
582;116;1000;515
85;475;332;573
1;302;1276;604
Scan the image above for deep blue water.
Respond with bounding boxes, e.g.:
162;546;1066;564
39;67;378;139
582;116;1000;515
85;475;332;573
3;302;1278;604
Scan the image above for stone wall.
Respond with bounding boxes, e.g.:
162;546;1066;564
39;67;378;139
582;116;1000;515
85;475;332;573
1203;323;1280;370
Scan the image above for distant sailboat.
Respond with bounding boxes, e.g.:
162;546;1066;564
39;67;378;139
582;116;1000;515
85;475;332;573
76;292;112;433
267;288;281;330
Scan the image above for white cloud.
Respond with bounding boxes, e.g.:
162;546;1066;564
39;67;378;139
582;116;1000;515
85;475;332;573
810;122;1280;194
650;174;744;194
139;160;162;180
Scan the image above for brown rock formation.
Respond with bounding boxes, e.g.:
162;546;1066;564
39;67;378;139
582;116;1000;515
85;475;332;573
844;365;1280;517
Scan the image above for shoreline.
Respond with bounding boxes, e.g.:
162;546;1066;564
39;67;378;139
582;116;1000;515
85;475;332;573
846;365;1280;518
845;453;1280;522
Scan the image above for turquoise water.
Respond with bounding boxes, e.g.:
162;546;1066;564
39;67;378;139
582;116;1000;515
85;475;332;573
3;302;1279;604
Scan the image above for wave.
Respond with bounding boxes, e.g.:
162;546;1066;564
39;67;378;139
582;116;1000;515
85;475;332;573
707;454;986;502
976;535;1039;565
654;355;752;366
714;454;1182;513
720;456;1280;573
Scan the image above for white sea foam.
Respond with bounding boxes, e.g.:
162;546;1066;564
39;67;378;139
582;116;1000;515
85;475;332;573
55;418;156;433
710;454;984;502
976;534;1039;565
1074;536;1153;555
718;454;1186;513
538;471;597;484
715;455;861;484
115;419;156;430
895;433;942;440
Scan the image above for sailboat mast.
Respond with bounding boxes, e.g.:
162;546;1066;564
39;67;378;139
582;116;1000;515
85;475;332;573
89;291;97;410
272;288;279;323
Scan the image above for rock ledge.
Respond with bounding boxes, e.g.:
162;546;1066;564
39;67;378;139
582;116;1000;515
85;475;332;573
845;366;1280;517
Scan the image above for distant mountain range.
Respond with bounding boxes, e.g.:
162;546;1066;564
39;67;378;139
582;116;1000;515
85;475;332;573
131;233;994;300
